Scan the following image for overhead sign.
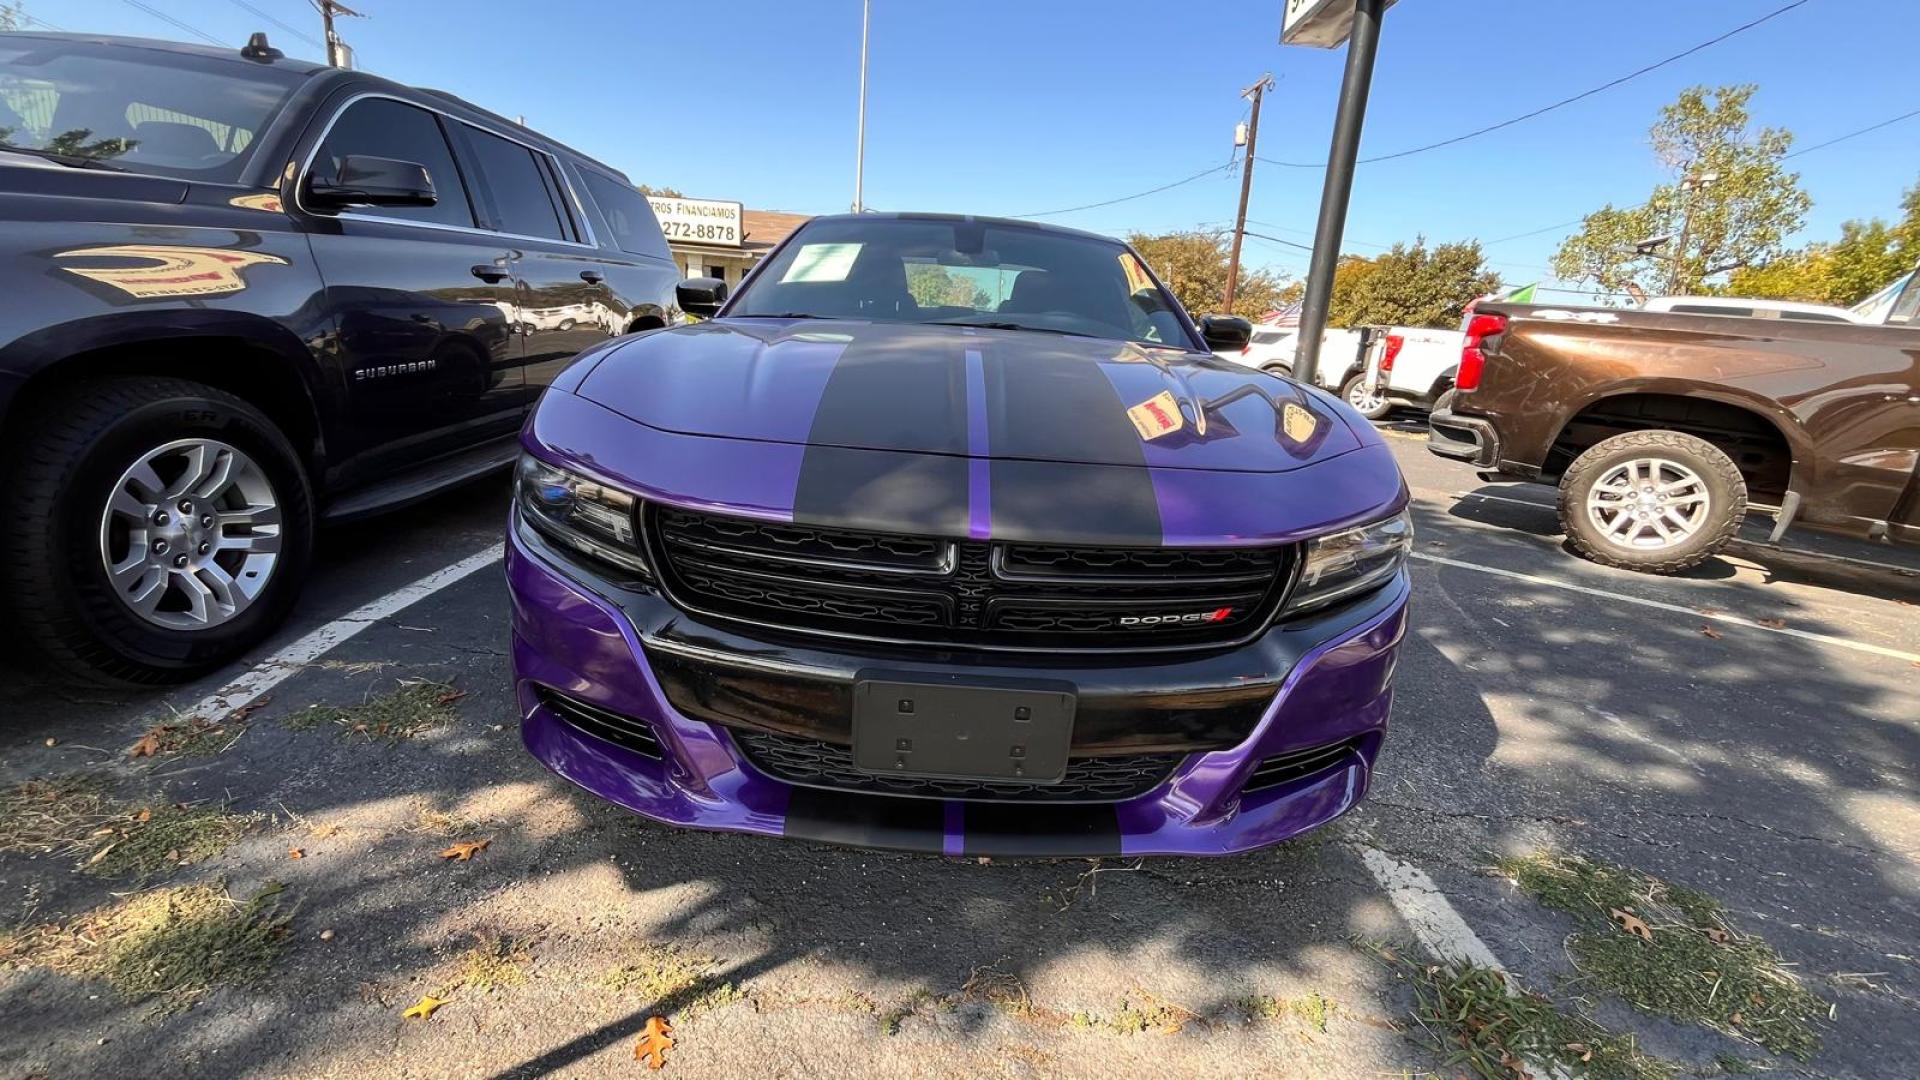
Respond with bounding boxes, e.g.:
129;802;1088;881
1281;0;1398;48
647;196;743;248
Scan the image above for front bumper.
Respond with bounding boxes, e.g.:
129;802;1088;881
1427;404;1501;468
508;523;1409;857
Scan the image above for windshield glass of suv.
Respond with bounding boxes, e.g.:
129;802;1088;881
729;217;1198;349
0;38;303;180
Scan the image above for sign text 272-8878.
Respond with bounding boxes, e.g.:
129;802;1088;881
661;219;739;244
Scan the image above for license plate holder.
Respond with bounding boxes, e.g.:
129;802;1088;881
851;671;1076;784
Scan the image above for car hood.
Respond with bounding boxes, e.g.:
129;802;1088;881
574;318;1362;473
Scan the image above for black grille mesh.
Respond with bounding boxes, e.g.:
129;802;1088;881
734;728;1181;802
650;506;1291;651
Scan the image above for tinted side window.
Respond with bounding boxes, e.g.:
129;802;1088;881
462;126;568;241
1780;310;1848;323
580;171;669;257
314;98;474;227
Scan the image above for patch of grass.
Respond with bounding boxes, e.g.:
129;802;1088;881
412;804;485;837
879;987;949;1036
1371;942;1675;1080
0;777;252;880
451;932;535;994
0;776;119;855
1495;852;1828;1060
1070;993;1188;1035
86;804;254;881
0;882;291;1005
285;680;463;741
599;941;745;1016
130;715;245;758
960;962;1033;1019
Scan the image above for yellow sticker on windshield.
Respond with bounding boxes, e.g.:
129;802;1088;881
1127;390;1185;441
1282;402;1318;443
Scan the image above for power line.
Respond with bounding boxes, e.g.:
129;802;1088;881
120;0;225;45
1241;230;1314;253
1256;0;1811;169
11;8;68;30
1786;105;1920;158
1011;159;1238;219
223;0;325;48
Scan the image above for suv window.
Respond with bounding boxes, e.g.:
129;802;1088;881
580;170;668;257
462;125;569;241
1779;310;1850;323
314;97;474;227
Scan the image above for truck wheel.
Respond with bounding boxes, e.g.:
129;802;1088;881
1430;389;1457;416
1340;372;1392;420
1261;362;1293;379
1558;430;1745;574
1;377;314;685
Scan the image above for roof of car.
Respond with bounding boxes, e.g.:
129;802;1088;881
801;212;1123;245
4;31;632;184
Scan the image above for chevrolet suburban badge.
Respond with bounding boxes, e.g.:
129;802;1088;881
1127;390;1185;440
1283;402;1318;443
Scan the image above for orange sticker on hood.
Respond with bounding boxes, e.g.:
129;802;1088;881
1127;390;1185;440
1282;401;1319;443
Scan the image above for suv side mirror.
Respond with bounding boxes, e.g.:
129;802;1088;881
676;277;728;318
306;155;437;210
1199;314;1253;352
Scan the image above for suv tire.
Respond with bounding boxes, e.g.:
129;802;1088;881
1340;372;1392;420
1558;429;1745;574
1;377;315;685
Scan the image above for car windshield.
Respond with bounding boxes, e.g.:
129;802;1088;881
728;217;1198;349
0;37;305;181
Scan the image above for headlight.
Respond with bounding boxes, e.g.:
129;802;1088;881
1284;509;1410;616
515;454;649;576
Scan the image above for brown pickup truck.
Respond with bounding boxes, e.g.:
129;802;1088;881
1428;281;1920;572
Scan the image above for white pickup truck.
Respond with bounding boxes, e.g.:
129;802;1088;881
1217;325;1388;413
1357;326;1467;419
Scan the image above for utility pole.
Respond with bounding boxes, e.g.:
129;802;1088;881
1224;74;1273;312
1667;170;1719;295
852;0;870;213
1292;0;1386;391
313;0;362;69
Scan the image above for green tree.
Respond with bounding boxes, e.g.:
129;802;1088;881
904;263;991;309
1125;229;1292;320
1553;85;1811;298
1727;178;1920;305
1327;240;1499;328
636;184;684;198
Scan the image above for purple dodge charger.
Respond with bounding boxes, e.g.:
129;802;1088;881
507;214;1410;856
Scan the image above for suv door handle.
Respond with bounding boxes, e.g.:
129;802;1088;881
470;264;511;282
579;269;605;284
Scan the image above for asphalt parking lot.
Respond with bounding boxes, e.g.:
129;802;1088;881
2;423;1916;1079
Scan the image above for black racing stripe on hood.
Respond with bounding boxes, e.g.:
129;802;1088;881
983;342;1162;543
793;326;971;532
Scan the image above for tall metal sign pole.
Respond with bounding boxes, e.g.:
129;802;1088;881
1286;0;1392;389
852;0;870;213
1224;74;1273;312
313;0;362;69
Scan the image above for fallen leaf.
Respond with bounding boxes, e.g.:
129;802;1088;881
288;848;305;860
1564;1042;1594;1062
1610;907;1653;942
310;822;342;840
434;688;469;707
402;995;447;1020
85;841;120;867
1730;1011;1744;1026
1755;618;1787;630
1704;927;1731;946
319;929;335;941
135;809;152;823
1699;624;1722;640
229;697;270;722
129;731;163;758
634;1016;674;1069
439;838;491;862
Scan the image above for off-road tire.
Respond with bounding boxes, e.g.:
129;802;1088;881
0;377;315;685
1430;388;1457;416
1340;372;1393;421
1557;429;1745;574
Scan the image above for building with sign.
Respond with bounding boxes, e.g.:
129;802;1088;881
649;196;810;290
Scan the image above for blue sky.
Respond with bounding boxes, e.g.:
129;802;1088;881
31;0;1920;295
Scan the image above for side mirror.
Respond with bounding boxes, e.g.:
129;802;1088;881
1199;314;1253;352
306;155;437;210
676;277;728;318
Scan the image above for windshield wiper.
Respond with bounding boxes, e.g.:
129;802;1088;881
0;145;129;172
925;319;1099;339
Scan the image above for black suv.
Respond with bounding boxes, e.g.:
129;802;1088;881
0;32;681;683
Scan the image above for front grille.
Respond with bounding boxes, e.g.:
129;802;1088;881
539;688;662;759
1244;738;1363;793
733;728;1181;803
648;506;1293;651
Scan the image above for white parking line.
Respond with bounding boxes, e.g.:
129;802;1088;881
1411;551;1920;665
177;544;505;721
1449;489;1920;577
